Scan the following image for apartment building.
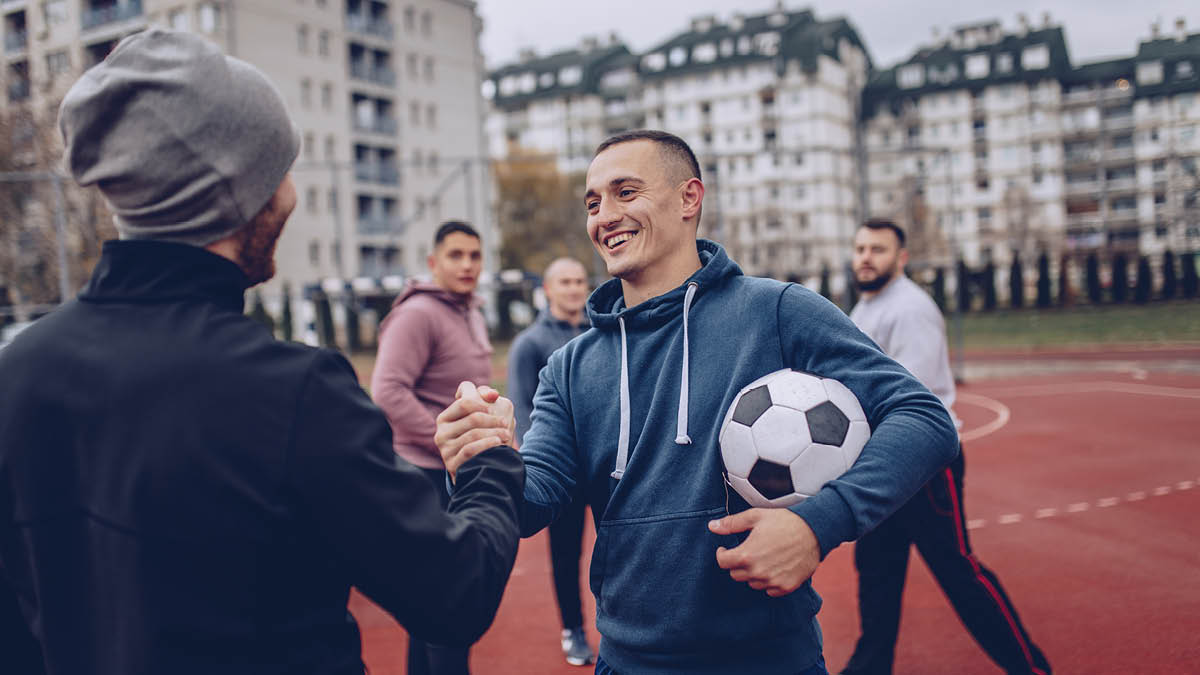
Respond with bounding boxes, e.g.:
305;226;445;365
862;17;1200;271
1;0;493;326
484;7;871;282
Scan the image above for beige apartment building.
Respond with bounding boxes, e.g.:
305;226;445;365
2;0;493;334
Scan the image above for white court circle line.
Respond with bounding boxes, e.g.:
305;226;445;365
956;392;1011;443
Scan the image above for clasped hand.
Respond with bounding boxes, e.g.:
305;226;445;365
434;381;516;482
708;508;822;597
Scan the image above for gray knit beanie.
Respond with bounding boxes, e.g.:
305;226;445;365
58;29;301;246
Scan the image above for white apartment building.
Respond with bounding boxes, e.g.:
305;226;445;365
1;0;493;329
484;7;872;282
862;18;1200;274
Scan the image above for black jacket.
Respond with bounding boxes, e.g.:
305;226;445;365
0;240;525;675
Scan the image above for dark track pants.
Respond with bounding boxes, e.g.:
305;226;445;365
548;497;588;630
842;449;1051;675
407;467;471;675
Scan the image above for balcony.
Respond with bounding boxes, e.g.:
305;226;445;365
1062;89;1098;105
1066;212;1102;228
356;215;393;235
7;78;29;101
352;115;398;136
4;29;27;53
1063;150;1098;167
349;61;395;86
81;0;143;31
1105;177;1137;193
1064;180;1100;197
1104;146;1135;163
354;162;399;185
345;13;393;40
1103;113;1134;132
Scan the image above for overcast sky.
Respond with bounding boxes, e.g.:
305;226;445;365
475;0;1200;71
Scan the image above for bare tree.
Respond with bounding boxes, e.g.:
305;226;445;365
0;92;114;314
493;149;596;276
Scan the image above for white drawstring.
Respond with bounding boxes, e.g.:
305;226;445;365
674;282;699;445
611;282;700;480
611;316;631;480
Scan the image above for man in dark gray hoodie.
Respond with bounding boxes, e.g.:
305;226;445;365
506;257;595;666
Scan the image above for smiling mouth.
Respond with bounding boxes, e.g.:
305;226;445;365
604;231;638;251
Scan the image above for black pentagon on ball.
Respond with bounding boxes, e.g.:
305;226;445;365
806;400;850;446
748;459;793;499
732;385;773;426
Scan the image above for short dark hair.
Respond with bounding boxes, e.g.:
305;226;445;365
594;129;701;182
434;221;480;247
860;219;906;248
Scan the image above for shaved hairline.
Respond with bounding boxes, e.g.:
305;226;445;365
544;257;587;282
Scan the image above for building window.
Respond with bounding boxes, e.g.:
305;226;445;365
324;135;335;161
897;64;924;89
306;187;318;213
45;50;71;78
406;53;418;80
1022;44;1049;70
1137;60;1164;85
420;10;432;36
198;3;221;33
309;241;320;266
318;30;330;57
423;56;434;82
410;101;420;126
426;103;436;129
965;53;990;79
996;53;1013;73
43;0;68;26
1177;61;1195;79
300;78;312;107
328;188;339;213
404;6;415;31
169;9;190;31
297;25;309;53
303;132;315;159
320;82;332;110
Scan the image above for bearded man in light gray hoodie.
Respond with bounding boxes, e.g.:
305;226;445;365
370;220;493;675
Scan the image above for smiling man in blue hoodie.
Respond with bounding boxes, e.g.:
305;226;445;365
437;130;959;674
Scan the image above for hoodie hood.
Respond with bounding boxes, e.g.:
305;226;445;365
584;239;742;479
586;239;742;330
392;279;481;311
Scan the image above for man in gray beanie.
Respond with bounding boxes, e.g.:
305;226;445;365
0;29;524;675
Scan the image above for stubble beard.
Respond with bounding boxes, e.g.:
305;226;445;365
855;266;895;292
234;209;287;287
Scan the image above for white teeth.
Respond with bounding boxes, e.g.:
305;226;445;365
605;232;637;249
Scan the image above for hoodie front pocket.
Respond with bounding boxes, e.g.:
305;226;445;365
592;506;818;656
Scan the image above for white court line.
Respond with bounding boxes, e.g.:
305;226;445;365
967;483;1194;530
1035;508;1058;518
1066;502;1090;513
967;519;986;530
1154;486;1172;496
981;381;1200;400
1127;491;1147;501
956;392;1011;442
1178;481;1195;491
1097;497;1120;508
998;513;1023;524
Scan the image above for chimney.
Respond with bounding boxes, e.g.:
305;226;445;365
1041;12;1051;29
730;13;745;32
1176;17;1187;42
581;35;600;51
1151;20;1161;40
1017;13;1030;36
518;47;536;63
609;31;620;46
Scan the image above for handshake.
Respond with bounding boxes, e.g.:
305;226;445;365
435;381;518;482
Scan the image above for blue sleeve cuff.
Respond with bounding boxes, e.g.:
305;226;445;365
789;488;859;560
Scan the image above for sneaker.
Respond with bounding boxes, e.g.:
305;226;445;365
561;626;596;666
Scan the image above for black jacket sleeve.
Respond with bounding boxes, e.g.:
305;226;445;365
287;350;525;646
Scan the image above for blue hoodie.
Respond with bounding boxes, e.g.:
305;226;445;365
518;240;959;674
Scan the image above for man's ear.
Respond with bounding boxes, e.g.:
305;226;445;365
680;177;704;220
898;248;910;271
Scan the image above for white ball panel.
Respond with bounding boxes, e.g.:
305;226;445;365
841;420;871;470
749;406;812;464
766;371;828;412
719;422;759;478
822;378;867;422
790;443;848;496
727;474;775;509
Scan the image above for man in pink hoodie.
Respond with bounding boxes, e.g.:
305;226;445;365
371;221;494;675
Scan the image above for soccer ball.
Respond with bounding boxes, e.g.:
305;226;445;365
719;369;870;508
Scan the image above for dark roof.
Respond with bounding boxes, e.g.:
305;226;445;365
1060;57;1134;86
488;43;635;109
1132;33;1200;98
863;27;1071;117
634;9;872;80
